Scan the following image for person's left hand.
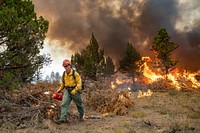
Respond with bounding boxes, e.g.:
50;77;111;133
71;89;77;95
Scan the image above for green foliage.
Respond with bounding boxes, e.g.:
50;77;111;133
71;33;105;80
0;0;51;90
151;28;179;77
119;42;143;81
0;72;19;91
71;52;84;72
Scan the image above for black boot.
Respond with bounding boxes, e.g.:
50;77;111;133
79;115;84;122
55;119;67;124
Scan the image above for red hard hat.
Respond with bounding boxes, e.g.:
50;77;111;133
62;59;71;67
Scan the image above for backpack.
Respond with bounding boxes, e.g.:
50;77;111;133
62;69;85;90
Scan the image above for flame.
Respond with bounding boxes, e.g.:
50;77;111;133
142;57;200;90
46;109;54;116
110;56;199;93
111;72;133;89
50;105;55;108
137;89;153;98
142;57;163;82
116;78;124;84
182;70;200;88
111;82;117;89
44;91;50;95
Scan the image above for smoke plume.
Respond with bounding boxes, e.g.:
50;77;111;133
32;0;200;71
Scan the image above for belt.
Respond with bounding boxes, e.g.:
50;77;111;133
65;86;76;91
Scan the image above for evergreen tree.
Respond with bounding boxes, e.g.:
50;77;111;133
119;42;143;82
50;71;55;83
82;33;105;80
44;75;50;82
71;51;84;73
55;72;61;82
71;33;105;80
151;28;179;78
0;0;50;90
33;68;43;82
96;48;106;77
105;56;115;76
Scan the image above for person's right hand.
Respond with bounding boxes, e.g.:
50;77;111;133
56;89;61;93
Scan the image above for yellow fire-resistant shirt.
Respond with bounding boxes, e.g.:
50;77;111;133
57;69;82;93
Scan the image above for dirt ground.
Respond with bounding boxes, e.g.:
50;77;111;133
3;90;199;133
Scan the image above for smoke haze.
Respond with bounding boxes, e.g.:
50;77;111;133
32;0;200;71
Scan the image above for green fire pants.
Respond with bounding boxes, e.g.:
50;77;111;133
60;89;84;120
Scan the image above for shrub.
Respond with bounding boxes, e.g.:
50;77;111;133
85;82;134;115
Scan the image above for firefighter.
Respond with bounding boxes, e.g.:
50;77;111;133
55;59;84;124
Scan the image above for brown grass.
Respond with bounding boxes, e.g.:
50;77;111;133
0;80;200;133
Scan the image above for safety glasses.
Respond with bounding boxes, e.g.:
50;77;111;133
64;64;70;68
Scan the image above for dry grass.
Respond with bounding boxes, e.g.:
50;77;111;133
85;81;134;115
131;111;147;118
0;80;200;133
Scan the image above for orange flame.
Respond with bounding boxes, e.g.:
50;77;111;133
44;91;50;95
111;56;199;93
142;57;163;82
142;57;200;90
137;89;153;98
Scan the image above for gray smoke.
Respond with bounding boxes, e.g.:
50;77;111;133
32;0;200;71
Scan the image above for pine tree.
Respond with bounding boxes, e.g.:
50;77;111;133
71;33;105;80
83;33;105;80
151;28;179;78
55;72;61;82
105;56;115;76
119;42;143;82
71;51;84;73
50;71;55;83
0;0;50;90
44;75;50;82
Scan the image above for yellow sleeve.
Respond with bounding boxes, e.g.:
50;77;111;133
74;71;82;91
57;83;65;93
56;72;65;93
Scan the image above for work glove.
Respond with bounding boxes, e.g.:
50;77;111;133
71;89;77;95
